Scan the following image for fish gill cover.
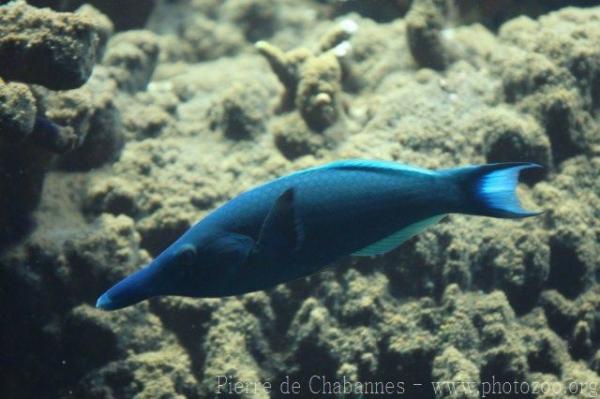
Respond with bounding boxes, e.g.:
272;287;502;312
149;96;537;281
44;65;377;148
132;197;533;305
0;0;599;398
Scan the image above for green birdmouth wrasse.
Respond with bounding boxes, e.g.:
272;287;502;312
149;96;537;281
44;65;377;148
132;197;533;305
96;159;541;310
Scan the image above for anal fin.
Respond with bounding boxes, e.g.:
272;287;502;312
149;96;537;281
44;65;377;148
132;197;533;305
352;215;445;257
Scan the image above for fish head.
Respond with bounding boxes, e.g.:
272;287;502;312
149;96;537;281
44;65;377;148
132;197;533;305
96;231;254;310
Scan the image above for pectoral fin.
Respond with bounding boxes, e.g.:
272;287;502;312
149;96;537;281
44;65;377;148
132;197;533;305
256;188;304;258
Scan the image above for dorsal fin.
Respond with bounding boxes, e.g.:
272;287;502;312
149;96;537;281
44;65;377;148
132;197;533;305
277;159;435;183
352;215;445;257
324;159;434;175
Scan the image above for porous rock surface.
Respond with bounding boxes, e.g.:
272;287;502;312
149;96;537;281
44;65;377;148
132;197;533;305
0;0;101;90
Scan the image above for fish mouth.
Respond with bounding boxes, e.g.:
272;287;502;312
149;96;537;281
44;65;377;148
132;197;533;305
96;292;119;311
95;286;151;311
95;261;163;311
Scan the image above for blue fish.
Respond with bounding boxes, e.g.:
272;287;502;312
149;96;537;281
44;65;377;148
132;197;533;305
96;160;541;310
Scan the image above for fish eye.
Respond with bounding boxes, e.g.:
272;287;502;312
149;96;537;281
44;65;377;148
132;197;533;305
175;244;197;267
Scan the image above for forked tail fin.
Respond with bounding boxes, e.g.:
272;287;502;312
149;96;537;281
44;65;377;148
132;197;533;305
442;162;542;218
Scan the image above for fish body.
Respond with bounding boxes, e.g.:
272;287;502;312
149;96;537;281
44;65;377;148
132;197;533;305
97;160;540;310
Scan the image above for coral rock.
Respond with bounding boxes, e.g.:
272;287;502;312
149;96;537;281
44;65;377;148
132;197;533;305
208;81;270;140
63;214;148;303
0;1;102;90
103;30;160;93
0;81;36;145
432;346;480;399
296;52;343;131
40;67;124;170
478;108;551;180
272;113;326;159
405;0;450;70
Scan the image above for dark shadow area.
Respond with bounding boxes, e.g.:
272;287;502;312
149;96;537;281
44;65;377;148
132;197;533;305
22;0;156;31
377;339;436;399
0;251;103;399
325;0;412;23
547;238;587;299
456;0;600;31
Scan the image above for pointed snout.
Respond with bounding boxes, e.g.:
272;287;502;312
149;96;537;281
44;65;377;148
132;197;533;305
96;259;164;311
95;287;145;311
95;292;116;310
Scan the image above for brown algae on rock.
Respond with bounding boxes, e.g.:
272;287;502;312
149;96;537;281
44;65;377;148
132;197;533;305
1;1;600;398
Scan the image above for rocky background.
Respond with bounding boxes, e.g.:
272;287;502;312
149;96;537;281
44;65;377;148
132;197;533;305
1;0;600;398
